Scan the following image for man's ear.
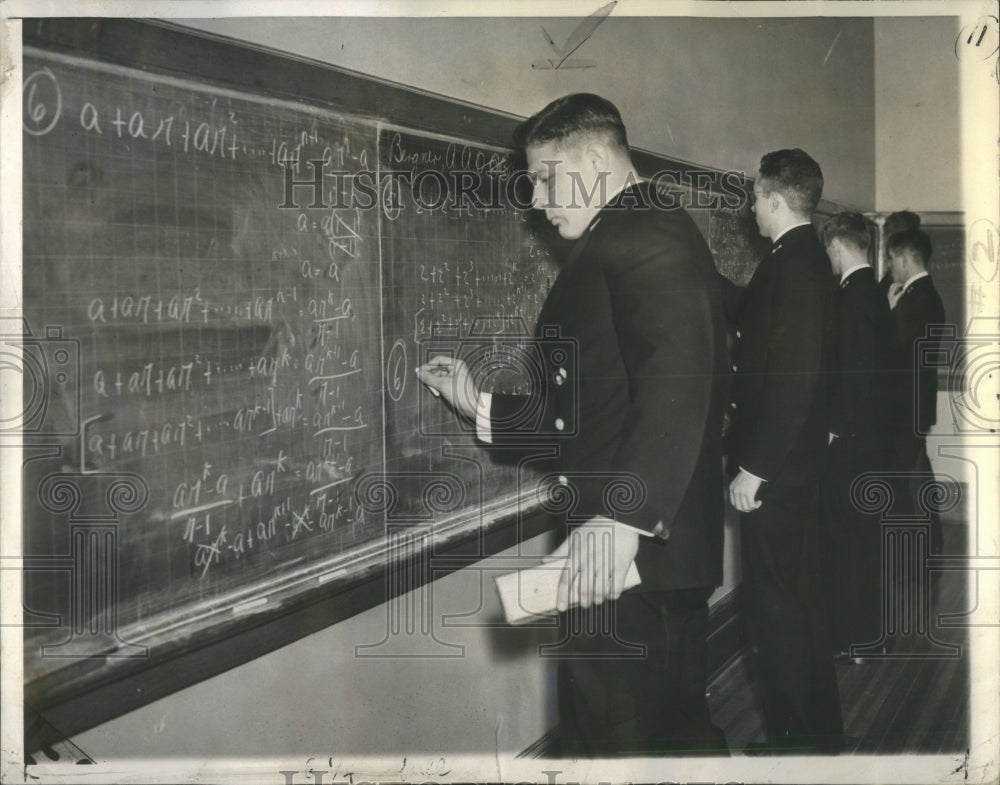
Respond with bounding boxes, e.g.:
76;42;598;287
824;239;838;264
582;140;611;173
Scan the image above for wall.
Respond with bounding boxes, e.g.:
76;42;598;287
177;15;876;208
874;16;966;484
874;16;962;213
69;14;879;756
75;532;560;757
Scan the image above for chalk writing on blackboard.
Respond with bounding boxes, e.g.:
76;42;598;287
20;52;555;678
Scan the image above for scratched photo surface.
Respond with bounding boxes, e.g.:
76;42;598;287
1;2;997;784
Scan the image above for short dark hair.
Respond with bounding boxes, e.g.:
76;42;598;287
822;211;873;252
886;228;933;266
514;93;629;152
757;148;824;214
884;210;921;237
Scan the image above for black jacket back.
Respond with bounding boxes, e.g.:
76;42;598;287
728;224;833;490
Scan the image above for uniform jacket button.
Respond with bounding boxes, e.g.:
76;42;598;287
554;417;565;431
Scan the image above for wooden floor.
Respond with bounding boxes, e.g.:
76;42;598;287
708;522;971;755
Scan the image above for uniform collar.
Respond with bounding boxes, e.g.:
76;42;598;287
770;221;814;254
575;180;647;244
840;263;871;285
899;270;930;292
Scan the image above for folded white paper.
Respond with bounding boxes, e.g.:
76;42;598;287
494;559;642;624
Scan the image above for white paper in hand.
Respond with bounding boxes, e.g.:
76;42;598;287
494;559;641;625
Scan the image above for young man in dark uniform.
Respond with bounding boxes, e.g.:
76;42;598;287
418;94;729;756
820;212;902;654
727;149;845;754
886;228;947;554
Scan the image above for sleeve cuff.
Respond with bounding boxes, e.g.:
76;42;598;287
739;466;767;484
615;520;655;538
476;392;493;444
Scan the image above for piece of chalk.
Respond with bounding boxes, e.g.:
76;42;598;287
317;568;349;585
429;387;440;397
232;597;268;615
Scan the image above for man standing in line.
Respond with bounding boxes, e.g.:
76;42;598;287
878;210;922;299
886;228;946;554
727;149;845;754
820;212;902;655
417;94;729;757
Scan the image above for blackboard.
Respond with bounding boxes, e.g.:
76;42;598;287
704;203;771;286
923;224;967;334
378;127;560;522
20;49;558;684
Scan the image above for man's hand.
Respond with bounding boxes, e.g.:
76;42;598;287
415;355;479;420
547;517;640;611
729;469;764;513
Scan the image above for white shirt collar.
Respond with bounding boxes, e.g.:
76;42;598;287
772;221;813;244
840;263;871;284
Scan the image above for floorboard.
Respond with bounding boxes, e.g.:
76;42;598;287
709;522;971;756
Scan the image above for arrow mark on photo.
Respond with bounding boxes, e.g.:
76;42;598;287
539;1;616;69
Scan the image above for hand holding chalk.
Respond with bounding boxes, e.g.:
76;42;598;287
415;356;478;419
421;365;442;397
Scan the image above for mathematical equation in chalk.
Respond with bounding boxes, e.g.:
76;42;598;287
23;62;373;175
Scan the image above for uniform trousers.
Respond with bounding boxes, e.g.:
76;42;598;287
899;436;945;554
556;587;728;757
819;437;888;652
740;485;845;753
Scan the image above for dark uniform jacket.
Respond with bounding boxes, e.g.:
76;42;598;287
728;224;832;491
827;266;902;451
892;274;945;437
487;182;729;592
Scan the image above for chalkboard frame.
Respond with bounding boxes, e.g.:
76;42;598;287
19;17;847;743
